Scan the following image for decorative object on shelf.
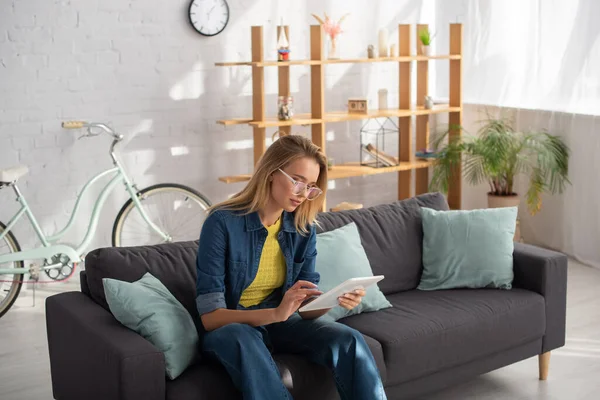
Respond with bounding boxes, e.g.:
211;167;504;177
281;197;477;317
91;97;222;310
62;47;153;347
359;117;400;168
348;98;368;114
378;89;388;110
277;96;294;120
330;202;363;212
378;28;388;57
312;12;349;60
327;157;335;170
415;149;438;159
363;143;398;167
429;113;570;216
277;20;290;61
367;44;375;59
418;26;435;56
390;43;398;57
188;0;230;37
424;95;434;109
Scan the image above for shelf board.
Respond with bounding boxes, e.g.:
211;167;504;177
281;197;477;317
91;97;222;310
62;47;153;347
324;55;461;64
215;55;462;67
218;174;253;184
218;159;435;184
327;160;434;180
216;105;460;128
255;60;322;67
214;61;253;67
325;105;461;122
216;117;254;126
248;114;323;128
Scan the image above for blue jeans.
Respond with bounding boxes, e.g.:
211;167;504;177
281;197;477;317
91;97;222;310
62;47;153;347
202;313;386;400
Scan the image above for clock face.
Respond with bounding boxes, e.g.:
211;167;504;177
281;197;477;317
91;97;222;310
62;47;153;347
188;0;230;37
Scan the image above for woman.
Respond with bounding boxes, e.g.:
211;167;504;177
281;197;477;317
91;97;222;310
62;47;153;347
195;135;386;400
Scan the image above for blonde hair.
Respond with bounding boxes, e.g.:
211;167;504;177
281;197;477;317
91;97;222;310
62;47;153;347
210;135;328;234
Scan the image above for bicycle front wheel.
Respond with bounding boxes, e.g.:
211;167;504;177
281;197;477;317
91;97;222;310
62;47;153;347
112;184;212;247
0;221;24;318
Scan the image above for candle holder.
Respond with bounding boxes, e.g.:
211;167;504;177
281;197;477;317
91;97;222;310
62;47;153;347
378;28;389;57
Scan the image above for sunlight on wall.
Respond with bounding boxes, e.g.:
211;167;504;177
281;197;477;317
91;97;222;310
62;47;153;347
169;62;205;101
225;139;254;150
170;146;190;156
122;119;154;149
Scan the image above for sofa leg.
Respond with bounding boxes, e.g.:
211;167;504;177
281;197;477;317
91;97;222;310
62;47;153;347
539;351;551;380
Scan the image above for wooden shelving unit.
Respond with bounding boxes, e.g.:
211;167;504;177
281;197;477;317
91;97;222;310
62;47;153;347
214;23;463;210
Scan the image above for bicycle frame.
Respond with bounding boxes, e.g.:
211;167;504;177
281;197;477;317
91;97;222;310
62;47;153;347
0;141;170;276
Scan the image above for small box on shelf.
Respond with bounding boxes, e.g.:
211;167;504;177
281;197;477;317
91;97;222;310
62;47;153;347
348;98;368;114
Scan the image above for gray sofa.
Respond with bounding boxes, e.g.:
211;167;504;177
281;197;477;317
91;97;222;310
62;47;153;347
46;192;568;399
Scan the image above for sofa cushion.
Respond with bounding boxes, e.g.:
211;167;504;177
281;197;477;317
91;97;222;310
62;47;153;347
316;222;392;322
84;241;202;332
418;206;517;290
166;334;386;400
103;272;200;380
316;192;449;294
339;288;545;386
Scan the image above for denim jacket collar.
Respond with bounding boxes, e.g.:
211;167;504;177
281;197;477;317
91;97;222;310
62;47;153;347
244;210;296;233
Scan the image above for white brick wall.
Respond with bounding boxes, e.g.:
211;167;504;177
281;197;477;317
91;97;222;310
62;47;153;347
1;0;438;268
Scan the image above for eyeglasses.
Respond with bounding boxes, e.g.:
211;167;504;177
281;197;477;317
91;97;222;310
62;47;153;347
278;168;323;200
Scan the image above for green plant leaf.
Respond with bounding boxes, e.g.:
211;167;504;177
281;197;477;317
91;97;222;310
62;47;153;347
429;114;571;213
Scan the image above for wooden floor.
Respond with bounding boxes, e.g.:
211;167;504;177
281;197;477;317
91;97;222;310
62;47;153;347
1;260;599;400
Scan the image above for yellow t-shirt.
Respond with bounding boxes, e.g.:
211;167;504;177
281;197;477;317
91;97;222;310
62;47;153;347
238;218;286;308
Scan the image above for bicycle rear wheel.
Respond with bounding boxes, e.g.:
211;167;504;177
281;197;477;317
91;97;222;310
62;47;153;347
112;183;212;247
0;221;24;318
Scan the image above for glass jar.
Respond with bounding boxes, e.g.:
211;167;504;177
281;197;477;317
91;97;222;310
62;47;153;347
277;96;294;121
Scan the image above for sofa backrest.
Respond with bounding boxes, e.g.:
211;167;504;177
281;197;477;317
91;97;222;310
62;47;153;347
84;240;203;330
315;192;449;294
83;192;449;318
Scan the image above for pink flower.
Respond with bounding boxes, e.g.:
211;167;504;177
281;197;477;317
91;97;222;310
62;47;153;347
323;17;343;39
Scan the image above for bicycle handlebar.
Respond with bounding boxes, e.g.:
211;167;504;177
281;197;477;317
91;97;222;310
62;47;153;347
61;121;122;140
62;121;87;129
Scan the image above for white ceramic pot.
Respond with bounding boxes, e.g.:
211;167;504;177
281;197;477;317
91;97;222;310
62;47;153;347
487;193;520;209
421;45;431;56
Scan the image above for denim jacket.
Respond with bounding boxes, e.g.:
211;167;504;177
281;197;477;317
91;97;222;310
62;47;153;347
195;209;320;318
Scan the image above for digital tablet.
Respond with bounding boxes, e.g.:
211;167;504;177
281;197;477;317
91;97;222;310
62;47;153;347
298;275;385;312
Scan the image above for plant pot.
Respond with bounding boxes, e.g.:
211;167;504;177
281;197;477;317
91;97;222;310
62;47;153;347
421;45;431;56
488;193;521;242
487;193;520;209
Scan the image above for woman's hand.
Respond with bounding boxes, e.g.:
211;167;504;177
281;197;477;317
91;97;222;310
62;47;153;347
275;280;322;322
338;288;366;310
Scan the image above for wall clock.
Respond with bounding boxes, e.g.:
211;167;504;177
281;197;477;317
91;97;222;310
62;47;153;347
188;0;230;37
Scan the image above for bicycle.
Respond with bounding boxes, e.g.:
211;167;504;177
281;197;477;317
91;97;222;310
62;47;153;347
0;121;212;317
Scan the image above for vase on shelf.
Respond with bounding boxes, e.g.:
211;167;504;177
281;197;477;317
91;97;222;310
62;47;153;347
327;36;339;59
424;95;434;109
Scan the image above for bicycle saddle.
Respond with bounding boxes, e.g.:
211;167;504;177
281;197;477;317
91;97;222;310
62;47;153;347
0;165;29;184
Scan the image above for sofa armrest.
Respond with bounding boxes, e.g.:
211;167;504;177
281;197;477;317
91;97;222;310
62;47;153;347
46;291;166;400
512;242;568;353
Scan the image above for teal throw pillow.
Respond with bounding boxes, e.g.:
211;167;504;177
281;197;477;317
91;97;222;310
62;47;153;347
315;222;392;322
418;206;518;291
103;272;199;380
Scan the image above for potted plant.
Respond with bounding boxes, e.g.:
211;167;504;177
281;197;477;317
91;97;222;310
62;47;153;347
418;27;435;56
428;114;570;215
